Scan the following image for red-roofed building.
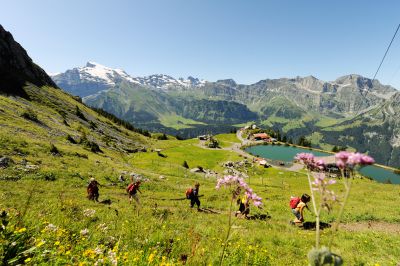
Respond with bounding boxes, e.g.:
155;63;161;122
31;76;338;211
252;133;270;141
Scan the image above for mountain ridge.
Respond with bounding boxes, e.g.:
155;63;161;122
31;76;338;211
0;25;57;98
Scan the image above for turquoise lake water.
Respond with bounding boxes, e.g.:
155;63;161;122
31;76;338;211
245;144;400;184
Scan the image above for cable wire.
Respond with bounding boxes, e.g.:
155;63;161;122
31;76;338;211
372;23;400;81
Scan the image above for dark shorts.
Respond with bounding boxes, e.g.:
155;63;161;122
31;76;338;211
292;209;301;220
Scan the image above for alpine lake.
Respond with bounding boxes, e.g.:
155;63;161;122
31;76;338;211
245;144;400;184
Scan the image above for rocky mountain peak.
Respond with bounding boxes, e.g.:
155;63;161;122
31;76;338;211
216;79;237;87
0;24;57;97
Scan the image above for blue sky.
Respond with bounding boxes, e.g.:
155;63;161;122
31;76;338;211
1;0;400;88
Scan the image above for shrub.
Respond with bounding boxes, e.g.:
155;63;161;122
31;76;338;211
49;144;60;155
74;152;88;159
86;141;102;153
75;106;87;121
42;172;57;181
157;133;168;140
21;110;39;123
66;134;77;144
89;121;97;130
78;134;102;153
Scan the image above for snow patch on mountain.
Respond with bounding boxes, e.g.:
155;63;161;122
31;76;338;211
51;62;206;91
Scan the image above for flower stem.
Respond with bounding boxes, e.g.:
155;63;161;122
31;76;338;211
329;174;352;249
306;171;320;249
219;196;234;266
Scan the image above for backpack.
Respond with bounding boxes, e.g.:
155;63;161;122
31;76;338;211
185;188;193;199
289;197;301;209
127;183;137;194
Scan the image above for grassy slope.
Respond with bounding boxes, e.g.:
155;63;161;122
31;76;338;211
215;133;241;148
1;90;399;266
158;114;206;130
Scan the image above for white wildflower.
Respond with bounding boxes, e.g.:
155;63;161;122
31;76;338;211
108;250;117;266
97;223;108;232
80;228;89;236
45;224;58;232
83;209;96;217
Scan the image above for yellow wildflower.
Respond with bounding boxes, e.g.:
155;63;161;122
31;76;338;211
83;249;95;257
148;252;155;264
24;258;32;263
36;240;45;247
54;241;60;246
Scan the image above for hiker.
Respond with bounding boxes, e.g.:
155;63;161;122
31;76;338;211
127;180;142;205
87;177;100;202
290;193;311;224
235;195;250;218
186;183;200;209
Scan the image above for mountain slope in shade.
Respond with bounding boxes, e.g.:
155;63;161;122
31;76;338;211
0;25;57;98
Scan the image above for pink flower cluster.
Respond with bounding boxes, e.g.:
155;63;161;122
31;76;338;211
216;175;263;207
335;151;375;169
295;153;325;171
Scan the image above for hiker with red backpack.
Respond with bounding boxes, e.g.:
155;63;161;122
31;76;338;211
186;183;201;209
290;193;311;224
87;177;100;202
127;179;142;205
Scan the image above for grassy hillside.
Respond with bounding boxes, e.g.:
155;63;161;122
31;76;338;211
1;104;400;266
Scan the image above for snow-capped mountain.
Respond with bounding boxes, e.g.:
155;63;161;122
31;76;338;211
50;62;206;97
138;74;206;89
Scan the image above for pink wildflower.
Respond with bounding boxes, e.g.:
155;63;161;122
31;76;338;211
295;153;326;171
335;151;374;169
360;154;375;165
335;151;350;161
216;175;263;207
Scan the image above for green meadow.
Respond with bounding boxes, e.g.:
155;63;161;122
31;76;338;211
1;117;400;265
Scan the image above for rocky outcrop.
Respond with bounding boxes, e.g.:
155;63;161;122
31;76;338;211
0;24;57;98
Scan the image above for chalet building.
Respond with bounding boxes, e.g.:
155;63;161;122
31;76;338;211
251;133;270;141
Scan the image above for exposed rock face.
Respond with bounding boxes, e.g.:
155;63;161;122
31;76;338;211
0;24;57;97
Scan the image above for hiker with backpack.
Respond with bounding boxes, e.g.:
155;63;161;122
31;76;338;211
235;194;250;218
127;180;142;205
290;193;311;224
186;183;201;209
87;177;100;202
